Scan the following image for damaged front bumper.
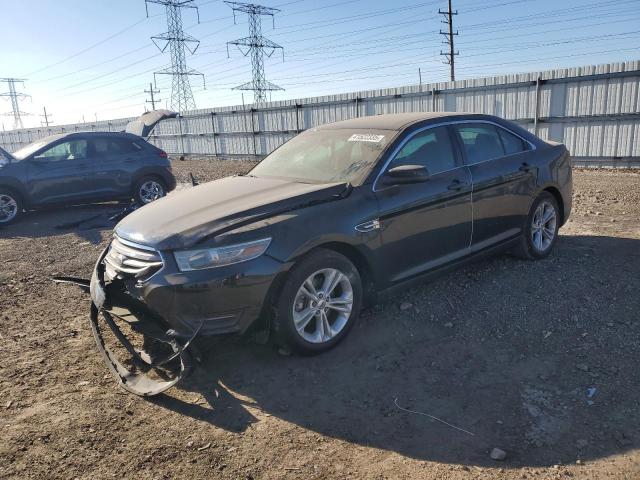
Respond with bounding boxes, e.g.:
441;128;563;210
59;236;283;396
84;247;200;396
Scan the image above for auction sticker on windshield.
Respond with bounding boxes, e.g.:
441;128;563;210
348;134;385;143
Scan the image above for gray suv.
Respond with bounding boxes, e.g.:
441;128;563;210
0;132;176;224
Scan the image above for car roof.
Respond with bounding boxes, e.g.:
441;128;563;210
34;131;140;145
316;112;493;131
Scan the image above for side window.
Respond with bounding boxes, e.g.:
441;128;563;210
497;127;529;155
93;138;110;157
455;124;504;165
93;138;141;158
392;126;456;174
35;140;88;162
110;138;141;154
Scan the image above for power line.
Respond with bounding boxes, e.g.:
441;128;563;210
24;18;151;77
439;0;458;81
0;78;30;129
146;0;205;113
225;1;284;103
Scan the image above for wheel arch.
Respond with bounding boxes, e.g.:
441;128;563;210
541;185;565;226
0;181;26;204
264;241;377;320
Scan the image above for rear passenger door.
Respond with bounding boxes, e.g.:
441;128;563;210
374;125;472;284
91;137;143;197
453;122;536;251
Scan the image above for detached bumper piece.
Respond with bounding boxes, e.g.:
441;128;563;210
89;303;199;397
54;251;202;397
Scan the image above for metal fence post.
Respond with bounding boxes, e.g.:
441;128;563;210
210;112;218;157
250;108;257;156
534;77;541;136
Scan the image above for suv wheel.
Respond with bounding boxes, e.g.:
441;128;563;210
135;176;166;205
274;249;362;355
0;190;22;225
515;191;560;260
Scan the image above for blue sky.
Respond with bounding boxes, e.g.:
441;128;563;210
1;0;639;127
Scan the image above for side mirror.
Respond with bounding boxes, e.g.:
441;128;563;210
382;164;430;185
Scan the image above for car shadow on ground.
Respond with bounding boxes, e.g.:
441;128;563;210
149;234;638;467
0;204;128;244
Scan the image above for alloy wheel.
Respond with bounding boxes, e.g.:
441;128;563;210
0;194;18;223
139;180;164;204
531;200;557;253
292;268;354;344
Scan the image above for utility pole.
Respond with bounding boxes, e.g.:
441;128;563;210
226;2;284;104
145;82;161;111
40;106;52;127
145;0;205;113
0;78;30;129
439;0;458;81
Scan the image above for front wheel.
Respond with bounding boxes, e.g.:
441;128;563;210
0;190;22;225
134;176;166;205
514;191;560;260
274;249;362;355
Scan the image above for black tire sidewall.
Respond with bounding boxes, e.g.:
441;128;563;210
134;176;166;205
523;191;560;259
0;189;22;225
274;249;362;355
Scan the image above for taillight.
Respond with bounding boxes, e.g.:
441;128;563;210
158;150;168;158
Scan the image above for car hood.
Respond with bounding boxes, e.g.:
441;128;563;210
0;146;14;162
115;175;349;250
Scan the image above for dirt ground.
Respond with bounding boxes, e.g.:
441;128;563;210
1;160;639;480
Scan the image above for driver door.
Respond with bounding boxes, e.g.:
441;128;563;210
373;125;472;285
26;138;96;205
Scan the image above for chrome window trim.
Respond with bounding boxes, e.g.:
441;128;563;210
372;119;536;192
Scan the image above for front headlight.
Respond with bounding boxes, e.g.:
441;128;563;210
173;238;271;272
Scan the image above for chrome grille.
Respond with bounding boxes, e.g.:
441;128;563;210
103;236;163;281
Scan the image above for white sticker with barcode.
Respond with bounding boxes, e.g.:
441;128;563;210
348;134;385;143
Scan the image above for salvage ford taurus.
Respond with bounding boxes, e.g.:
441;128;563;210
89;112;572;393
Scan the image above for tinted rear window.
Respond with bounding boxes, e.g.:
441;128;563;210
455;124;504;165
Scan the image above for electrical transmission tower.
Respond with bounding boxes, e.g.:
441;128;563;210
0;78;30;129
145;0;205;113
226;1;284;104
439;0;459;81
145;82;161;111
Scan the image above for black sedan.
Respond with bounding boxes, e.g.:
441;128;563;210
92;112;572;369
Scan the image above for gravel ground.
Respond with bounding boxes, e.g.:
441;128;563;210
1;162;639;480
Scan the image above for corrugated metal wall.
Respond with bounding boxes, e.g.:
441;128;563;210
2;60;639;167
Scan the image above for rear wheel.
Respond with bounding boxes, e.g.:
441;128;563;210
134;176;166;205
514;191;560;260
0;190;22;225
273;249;362;355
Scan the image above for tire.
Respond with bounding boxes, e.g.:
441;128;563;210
514;191;560;260
273;248;362;355
134;176;166;205
0;189;22;225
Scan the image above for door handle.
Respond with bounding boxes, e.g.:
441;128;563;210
123;158;135;163
447;180;468;191
519;162;532;172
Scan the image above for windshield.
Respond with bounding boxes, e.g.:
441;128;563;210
250;128;393;184
12;139;51;160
